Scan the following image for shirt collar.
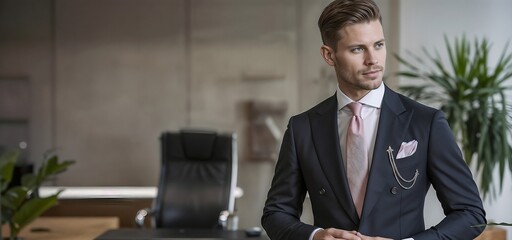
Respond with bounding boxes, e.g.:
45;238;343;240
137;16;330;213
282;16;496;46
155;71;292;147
336;82;385;111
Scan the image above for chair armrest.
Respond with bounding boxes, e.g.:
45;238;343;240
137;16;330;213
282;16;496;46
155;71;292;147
218;210;238;230
219;210;230;229
135;208;154;228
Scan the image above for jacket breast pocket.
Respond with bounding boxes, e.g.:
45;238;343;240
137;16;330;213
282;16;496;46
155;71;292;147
394;155;419;170
389;154;421;190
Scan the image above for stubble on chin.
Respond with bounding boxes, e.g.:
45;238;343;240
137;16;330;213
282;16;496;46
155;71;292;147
362;78;382;90
339;74;382;91
359;66;384;90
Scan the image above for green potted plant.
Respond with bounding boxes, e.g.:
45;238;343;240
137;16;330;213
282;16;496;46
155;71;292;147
0;149;74;240
394;36;512;200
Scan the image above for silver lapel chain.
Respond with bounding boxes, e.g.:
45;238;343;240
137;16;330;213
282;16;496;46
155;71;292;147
386;146;419;190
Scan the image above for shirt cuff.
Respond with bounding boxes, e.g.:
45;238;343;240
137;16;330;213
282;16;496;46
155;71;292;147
402;238;414;240
308;228;322;240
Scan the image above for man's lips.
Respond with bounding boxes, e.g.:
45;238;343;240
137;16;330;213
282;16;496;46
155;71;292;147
363;70;381;75
362;66;383;76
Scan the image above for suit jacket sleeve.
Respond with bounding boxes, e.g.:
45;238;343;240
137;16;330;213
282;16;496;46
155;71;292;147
261;118;318;240
410;110;486;239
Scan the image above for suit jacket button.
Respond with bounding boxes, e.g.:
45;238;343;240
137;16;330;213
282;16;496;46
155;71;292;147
390;187;398;195
319;188;326;195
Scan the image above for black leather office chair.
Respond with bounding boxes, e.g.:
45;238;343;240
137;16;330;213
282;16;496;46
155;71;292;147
135;130;238;229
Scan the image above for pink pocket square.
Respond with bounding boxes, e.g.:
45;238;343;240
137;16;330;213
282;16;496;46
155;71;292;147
396;140;418;159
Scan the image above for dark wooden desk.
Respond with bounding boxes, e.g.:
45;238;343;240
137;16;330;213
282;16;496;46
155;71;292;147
40;187;155;228
95;228;269;240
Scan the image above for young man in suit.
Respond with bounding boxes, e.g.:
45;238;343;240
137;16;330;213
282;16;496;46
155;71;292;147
261;0;486;239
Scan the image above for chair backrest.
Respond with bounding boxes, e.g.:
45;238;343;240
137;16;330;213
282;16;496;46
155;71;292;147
153;130;237;229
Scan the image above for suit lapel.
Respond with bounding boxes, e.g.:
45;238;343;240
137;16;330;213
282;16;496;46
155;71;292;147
361;87;412;219
310;95;359;226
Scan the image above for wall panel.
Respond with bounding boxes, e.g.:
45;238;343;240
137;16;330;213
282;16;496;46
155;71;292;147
55;0;187;185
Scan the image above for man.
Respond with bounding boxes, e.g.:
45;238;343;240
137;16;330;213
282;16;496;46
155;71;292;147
261;0;486;240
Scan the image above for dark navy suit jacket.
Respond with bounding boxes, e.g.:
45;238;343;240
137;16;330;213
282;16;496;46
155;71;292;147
262;85;486;240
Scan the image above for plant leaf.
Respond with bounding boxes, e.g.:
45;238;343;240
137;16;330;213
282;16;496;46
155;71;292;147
0;150;19;191
10;191;62;237
395;36;512;200
22;155;75;189
472;222;512;227
1;186;29;210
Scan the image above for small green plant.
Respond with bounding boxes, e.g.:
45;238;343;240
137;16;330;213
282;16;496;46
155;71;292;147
395;36;512;200
472;222;512;228
0;149;74;240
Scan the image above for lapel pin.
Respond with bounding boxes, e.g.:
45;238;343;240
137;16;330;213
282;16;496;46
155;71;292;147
387;146;419;190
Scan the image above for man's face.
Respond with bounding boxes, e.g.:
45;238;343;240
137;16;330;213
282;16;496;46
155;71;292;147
321;20;386;101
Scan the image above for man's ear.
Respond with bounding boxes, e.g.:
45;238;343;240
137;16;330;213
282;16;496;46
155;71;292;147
320;45;335;66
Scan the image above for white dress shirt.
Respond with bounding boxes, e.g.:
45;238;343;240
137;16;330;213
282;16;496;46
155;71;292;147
337;82;384;170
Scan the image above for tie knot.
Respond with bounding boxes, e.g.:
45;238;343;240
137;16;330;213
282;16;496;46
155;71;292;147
347;102;362;117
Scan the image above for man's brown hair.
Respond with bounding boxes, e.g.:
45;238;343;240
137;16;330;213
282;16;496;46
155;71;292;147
318;0;382;49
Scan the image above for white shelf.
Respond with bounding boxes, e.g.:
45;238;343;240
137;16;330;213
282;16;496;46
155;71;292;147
38;186;157;199
39;186;244;199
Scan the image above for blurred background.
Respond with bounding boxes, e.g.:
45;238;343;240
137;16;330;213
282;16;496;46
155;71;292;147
1;0;511;237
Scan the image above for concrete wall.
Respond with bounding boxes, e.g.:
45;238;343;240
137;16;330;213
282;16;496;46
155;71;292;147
0;0;55;166
0;0;334;229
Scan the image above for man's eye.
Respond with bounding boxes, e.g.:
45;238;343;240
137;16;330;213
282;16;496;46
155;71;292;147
351;47;363;53
375;42;385;49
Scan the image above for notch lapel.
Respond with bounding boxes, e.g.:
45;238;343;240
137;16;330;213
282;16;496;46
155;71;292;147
310;95;359;225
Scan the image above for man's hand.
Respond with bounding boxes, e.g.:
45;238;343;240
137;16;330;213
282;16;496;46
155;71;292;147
356;232;393;240
312;228;394;240
313;228;362;240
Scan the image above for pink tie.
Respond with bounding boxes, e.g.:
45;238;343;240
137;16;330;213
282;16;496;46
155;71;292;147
346;102;368;217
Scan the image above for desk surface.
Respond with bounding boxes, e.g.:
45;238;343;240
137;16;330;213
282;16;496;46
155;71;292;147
95;228;269;240
2;217;119;240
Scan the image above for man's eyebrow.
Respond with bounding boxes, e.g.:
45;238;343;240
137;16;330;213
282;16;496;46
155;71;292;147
346;38;385;48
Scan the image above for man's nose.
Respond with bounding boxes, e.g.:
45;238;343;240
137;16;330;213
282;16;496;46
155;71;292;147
364;51;379;66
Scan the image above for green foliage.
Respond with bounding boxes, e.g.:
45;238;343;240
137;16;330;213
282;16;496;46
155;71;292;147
484;222;512;226
473;222;512;228
0;151;18;192
0;149;74;239
395;36;512;200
